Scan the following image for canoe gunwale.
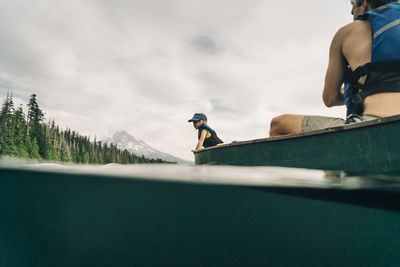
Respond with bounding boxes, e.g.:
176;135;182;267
194;114;400;154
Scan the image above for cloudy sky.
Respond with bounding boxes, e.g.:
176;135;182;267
0;0;353;161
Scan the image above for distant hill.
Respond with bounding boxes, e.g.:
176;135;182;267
103;130;192;164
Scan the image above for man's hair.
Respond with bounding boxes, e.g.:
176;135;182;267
356;0;398;9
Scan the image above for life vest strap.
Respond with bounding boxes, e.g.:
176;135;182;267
354;80;400;105
352;61;400;81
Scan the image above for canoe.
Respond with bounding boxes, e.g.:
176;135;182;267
195;114;400;175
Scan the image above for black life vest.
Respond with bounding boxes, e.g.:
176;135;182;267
343;2;400;116
198;123;223;148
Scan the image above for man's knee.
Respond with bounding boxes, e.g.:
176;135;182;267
270;114;291;136
269;114;303;137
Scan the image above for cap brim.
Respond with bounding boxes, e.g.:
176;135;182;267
188;119;200;122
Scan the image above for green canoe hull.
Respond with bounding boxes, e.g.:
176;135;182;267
195;115;400;175
1;167;400;266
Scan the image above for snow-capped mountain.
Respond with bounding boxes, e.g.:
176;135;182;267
103;130;191;164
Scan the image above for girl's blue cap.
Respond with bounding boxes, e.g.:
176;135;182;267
188;113;207;122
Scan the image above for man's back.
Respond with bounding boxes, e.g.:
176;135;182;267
342;20;372;73
339;10;400;117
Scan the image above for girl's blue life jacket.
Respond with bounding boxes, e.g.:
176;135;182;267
343;2;400;116
198;123;223;148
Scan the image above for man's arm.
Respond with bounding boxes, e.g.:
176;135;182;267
323;28;348;107
192;129;207;152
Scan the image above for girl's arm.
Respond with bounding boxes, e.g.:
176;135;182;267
192;129;208;152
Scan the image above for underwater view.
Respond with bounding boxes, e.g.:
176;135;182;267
1;159;400;266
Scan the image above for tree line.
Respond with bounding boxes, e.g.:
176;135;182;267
0;93;172;164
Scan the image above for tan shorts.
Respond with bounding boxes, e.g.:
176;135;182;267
301;115;379;132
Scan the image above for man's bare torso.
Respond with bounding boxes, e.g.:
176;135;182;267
341;20;400;117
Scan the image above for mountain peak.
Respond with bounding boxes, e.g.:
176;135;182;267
113;129;131;137
103;130;191;164
111;130;138;142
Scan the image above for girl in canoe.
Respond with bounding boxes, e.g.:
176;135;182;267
188;113;223;152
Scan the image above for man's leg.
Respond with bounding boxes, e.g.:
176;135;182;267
269;114;305;137
270;114;346;137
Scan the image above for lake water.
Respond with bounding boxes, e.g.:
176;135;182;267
2;157;400;190
1;158;400;266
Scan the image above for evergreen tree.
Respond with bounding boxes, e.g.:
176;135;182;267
60;141;71;162
13;105;29;157
29;138;41;159
27;94;45;157
0;95;17;156
43;126;55;161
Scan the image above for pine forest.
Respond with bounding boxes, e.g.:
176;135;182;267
0;93;171;164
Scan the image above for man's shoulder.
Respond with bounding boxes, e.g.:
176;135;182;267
334;20;370;43
338;20;370;34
